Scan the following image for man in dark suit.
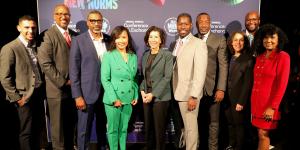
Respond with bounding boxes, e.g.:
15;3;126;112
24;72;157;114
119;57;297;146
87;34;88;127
244;11;260;47
69;10;110;150
195;12;228;150
37;4;78;150
0;15;44;150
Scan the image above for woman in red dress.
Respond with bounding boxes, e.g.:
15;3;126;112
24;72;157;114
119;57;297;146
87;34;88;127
251;24;290;150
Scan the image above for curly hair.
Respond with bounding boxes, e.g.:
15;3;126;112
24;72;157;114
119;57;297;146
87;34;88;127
252;24;288;55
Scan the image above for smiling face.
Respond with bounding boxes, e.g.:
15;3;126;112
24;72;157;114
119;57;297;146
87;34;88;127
231;33;245;54
263;33;279;51
197;14;211;35
115;30;129;51
245;12;260;34
177;16;192;38
17;19;37;42
148;31;161;50
53;5;70;30
87;12;103;35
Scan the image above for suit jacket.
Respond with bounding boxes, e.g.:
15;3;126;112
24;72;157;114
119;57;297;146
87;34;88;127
140;48;173;102
69;31;110;104
172;34;208;101
0;38;36;103
195;32;228;96
101;50;138;105
227;52;254;106
37;25;78;99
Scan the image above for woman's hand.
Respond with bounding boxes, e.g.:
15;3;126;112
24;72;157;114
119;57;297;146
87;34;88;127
131;99;138;106
264;107;275;122
145;93;154;103
114;100;122;107
235;103;244;111
141;91;147;103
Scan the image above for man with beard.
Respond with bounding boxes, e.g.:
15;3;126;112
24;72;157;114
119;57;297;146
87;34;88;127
69;10;110;150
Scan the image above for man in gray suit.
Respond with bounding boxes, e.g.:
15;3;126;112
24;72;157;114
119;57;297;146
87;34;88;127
37;4;78;150
195;12;228;150
0;15;44;150
172;13;208;150
69;10;110;150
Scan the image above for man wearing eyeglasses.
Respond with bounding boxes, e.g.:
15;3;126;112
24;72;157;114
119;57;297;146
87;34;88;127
69;10;111;150
37;3;78;150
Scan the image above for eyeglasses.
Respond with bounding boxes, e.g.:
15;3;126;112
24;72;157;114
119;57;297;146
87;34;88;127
55;13;70;17
89;19;103;24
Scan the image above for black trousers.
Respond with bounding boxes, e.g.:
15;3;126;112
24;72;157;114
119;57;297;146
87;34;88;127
225;102;246;150
143;100;170;150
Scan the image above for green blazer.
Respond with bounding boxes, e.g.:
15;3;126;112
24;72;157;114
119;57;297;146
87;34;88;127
101;49;138;105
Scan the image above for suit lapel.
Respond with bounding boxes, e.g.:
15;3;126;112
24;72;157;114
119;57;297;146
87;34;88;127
16;39;32;70
113;50;130;73
84;32;100;63
151;49;162;69
142;51;150;76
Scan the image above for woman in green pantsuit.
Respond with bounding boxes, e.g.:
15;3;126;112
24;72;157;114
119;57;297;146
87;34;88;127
101;26;138;150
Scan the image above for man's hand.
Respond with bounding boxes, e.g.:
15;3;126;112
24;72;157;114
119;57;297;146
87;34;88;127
214;90;224;103
75;96;86;110
65;80;71;86
187;97;197;111
17;96;27;107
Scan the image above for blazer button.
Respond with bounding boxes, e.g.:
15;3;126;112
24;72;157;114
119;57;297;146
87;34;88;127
121;80;124;82
128;90;131;93
121;91;124;94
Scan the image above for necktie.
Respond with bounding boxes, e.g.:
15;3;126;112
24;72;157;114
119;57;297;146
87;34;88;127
248;34;254;46
175;40;183;56
199;34;204;40
64;31;71;47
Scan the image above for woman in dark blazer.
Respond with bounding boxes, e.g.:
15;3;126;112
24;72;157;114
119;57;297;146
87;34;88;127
101;26;138;150
140;26;173;150
225;31;254;150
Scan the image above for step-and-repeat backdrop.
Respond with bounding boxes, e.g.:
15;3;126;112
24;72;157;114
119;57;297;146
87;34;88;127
37;0;260;142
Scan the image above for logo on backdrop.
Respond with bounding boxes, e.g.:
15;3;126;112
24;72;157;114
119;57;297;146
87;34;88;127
211;21;226;34
164;17;177;36
64;0;119;10
124;20;149;33
102;17;110;34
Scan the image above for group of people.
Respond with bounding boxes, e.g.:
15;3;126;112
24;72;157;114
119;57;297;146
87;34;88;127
0;3;291;150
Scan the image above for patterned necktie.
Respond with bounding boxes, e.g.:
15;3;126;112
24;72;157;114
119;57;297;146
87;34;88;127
248;34;254;46
64;31;71;47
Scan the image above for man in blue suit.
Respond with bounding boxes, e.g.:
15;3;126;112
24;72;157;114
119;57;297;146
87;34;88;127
69;10;110;150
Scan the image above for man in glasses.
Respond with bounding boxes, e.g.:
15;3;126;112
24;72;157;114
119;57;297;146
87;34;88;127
69;10;111;150
37;3;78;150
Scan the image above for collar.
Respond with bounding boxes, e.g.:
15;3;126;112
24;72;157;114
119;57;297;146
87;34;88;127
178;32;192;43
88;30;103;41
55;23;68;35
18;35;36;48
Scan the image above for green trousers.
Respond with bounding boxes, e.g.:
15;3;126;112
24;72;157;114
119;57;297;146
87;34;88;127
104;104;132;150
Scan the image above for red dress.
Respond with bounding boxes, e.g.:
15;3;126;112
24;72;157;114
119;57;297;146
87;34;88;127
251;50;290;129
